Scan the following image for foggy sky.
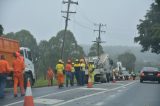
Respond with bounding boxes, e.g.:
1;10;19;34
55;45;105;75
0;0;153;46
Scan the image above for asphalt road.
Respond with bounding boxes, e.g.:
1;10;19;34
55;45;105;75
1;80;160;106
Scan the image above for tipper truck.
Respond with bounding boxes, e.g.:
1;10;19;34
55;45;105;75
0;36;35;88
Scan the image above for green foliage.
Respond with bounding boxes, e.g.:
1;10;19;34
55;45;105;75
5;30;39;63
88;43;104;56
3;29;85;79
118;52;136;72
135;0;160;54
0;24;4;35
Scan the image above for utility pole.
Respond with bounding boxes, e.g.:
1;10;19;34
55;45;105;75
61;0;78;60
93;23;106;58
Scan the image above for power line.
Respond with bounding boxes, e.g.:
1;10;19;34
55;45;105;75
73;20;94;30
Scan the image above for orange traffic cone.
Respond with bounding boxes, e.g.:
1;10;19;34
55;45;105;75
112;76;116;83
87;76;93;88
24;79;34;106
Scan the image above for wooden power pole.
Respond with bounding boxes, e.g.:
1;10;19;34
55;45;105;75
93;23;106;58
61;0;78;60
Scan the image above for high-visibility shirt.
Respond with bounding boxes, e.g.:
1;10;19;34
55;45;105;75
80;63;85;71
71;67;75;72
47;69;54;79
13;58;25;74
88;64;95;73
56;63;64;74
0;60;10;73
74;63;80;71
65;64;72;72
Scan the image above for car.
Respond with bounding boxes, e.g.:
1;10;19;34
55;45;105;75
140;67;160;83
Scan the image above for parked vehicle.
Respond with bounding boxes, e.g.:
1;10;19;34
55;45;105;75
0;37;35;88
84;54;113;83
122;71;130;80
140;67;160;83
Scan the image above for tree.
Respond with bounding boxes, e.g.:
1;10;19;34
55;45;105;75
134;0;160;54
5;30;39;63
118;52;136;72
88;43;104;56
51;30;85;62
0;24;4;36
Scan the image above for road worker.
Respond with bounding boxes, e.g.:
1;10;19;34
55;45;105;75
47;67;54;86
65;60;72;87
13;52;25;97
71;63;75;86
80;59;86;86
0;55;10;99
56;59;64;88
88;60;95;84
74;59;81;86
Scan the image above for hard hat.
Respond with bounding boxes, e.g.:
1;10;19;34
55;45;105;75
80;59;84;62
67;59;71;63
75;59;79;62
58;59;62;63
72;62;74;65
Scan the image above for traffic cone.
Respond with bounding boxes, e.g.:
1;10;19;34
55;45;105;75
24;79;34;106
87;76;93;88
112;75;116;83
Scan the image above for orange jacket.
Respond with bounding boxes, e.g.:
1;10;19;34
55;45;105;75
65;64;72;72
47;69;54;79
13;58;25;74
0;60;10;74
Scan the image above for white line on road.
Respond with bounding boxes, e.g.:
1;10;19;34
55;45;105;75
78;87;108;91
54;81;137;106
4;81;137;106
34;98;64;105
95;102;104;106
4;87;85;106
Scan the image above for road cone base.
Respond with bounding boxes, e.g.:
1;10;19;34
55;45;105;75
24;96;34;106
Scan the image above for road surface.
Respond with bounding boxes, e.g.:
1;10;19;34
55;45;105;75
0;80;160;106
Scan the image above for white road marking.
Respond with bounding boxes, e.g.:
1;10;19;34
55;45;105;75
4;87;85;106
109;94;116;98
34;98;64;105
54;81;137;106
78;87;107;91
95;102;104;106
117;89;123;92
4;81;137;106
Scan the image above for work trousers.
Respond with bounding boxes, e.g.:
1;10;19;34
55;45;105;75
0;74;7;98
89;73;95;83
48;78;53;86
71;72;75;86
14;73;25;95
80;71;85;86
75;70;80;85
57;73;64;86
65;71;72;87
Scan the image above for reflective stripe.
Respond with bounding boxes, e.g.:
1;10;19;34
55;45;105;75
25;87;32;96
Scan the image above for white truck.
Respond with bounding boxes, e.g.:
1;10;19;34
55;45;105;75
0;37;35;88
85;54;113;83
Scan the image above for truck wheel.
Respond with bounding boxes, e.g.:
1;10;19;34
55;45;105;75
158;80;160;84
24;74;33;89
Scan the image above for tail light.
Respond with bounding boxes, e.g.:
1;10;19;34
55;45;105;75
140;72;145;76
157;73;160;77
